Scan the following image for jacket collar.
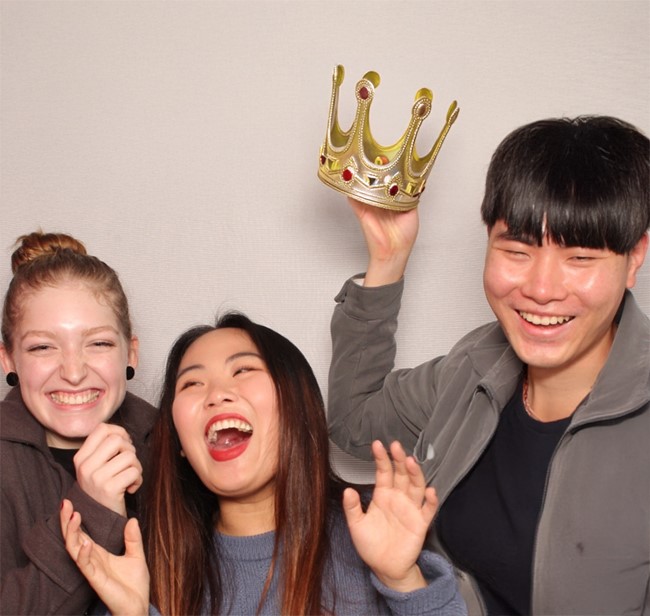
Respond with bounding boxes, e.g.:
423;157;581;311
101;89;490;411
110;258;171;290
1;386;49;448
573;290;650;424
465;290;650;423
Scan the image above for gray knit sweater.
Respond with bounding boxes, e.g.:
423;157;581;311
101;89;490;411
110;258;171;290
148;508;466;615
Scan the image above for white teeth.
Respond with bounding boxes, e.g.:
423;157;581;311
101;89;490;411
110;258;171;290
50;391;100;405
519;311;572;326
206;418;253;441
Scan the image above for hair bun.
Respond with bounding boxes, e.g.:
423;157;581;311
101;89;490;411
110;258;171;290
11;231;87;274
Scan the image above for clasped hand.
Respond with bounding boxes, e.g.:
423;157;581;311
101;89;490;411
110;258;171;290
74;423;143;516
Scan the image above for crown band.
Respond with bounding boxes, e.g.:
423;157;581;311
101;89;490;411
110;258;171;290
318;65;459;211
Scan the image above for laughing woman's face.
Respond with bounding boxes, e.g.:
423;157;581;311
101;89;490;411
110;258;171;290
0;281;137;448
172;328;279;505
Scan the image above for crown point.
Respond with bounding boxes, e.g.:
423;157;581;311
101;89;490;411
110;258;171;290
415;87;433;101
447;101;460;124
362;71;380;88
333;64;345;85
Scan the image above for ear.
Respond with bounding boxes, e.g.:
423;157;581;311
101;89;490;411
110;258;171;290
625;233;648;289
128;336;140;369
0;343;16;375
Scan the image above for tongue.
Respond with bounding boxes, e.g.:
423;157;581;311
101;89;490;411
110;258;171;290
212;428;251;450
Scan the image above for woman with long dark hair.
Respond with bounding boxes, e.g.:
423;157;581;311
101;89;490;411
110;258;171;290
61;312;465;615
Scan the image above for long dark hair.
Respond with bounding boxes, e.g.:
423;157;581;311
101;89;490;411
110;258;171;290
144;312;341;615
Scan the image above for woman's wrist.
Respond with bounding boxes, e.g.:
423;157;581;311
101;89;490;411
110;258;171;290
375;564;427;593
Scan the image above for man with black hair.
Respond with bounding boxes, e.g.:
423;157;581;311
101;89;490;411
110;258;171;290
328;116;650;615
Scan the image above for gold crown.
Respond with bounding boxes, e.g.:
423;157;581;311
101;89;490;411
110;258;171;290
318;65;459;211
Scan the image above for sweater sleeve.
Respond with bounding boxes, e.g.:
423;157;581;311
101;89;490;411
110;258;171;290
328;276;446;460
1;488;97;615
326;509;467;615
1;481;129;615
64;481;129;554
370;551;467;616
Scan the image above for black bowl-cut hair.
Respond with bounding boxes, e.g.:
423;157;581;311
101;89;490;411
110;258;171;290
481;116;649;254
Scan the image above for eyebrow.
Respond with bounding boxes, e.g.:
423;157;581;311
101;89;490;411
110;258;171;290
20;325;120;342
176;351;263;381
495;230;537;245
85;326;121;336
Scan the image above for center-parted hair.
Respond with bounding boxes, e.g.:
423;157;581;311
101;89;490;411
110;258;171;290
481;116;650;253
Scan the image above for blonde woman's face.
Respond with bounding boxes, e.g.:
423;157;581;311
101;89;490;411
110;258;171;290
0;282;138;448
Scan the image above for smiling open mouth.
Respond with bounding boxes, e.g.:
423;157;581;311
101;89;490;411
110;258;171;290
50;390;100;405
206;418;253;450
519;311;574;326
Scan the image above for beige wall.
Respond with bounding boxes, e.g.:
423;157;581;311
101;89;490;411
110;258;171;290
2;0;649;479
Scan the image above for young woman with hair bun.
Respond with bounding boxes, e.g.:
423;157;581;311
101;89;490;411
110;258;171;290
0;231;157;615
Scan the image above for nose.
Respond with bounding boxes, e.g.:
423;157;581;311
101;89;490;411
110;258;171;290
205;383;237;407
520;253;568;304
59;350;88;385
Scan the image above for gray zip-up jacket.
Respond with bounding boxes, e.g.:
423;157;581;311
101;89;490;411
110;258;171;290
328;276;650;616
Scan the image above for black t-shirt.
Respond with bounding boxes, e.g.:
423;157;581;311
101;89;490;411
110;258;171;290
436;377;571;615
50;447;77;478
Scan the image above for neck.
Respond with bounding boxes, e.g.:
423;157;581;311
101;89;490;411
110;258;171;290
525;366;600;422
525;322;617;422
217;493;275;536
46;433;85;449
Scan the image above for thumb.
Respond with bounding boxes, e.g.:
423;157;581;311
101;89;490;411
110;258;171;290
126;475;144;495
421;487;439;524
342;487;364;527
123;518;145;559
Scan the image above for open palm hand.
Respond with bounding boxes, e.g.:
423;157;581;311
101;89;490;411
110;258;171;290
343;440;438;592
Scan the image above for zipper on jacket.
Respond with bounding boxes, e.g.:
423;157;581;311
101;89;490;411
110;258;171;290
529;438;560;615
435;384;501;505
434;383;500;616
528;410;613;614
